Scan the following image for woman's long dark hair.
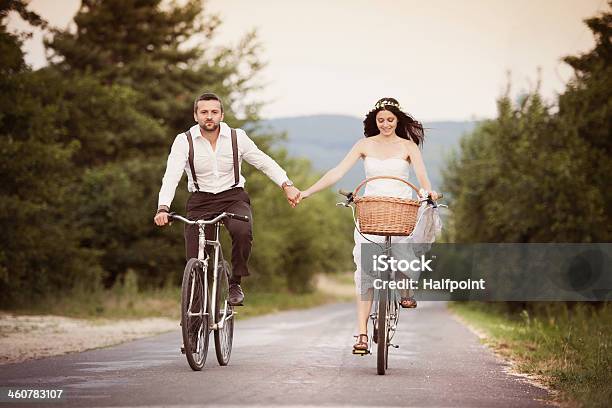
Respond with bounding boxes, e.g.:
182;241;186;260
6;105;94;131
363;97;425;146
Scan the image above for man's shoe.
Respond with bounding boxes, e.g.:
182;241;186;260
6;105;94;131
228;283;244;306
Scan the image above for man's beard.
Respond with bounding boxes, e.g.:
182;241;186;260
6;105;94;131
200;122;219;131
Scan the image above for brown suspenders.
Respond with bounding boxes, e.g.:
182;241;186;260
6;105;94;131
230;128;239;188
185;128;239;192
185;130;200;191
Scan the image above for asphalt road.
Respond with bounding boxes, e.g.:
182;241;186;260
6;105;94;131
0;302;552;407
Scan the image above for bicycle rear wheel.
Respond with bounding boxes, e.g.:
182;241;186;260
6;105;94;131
181;258;210;371
376;271;389;375
214;259;234;366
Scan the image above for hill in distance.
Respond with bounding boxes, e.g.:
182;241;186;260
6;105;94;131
261;114;477;192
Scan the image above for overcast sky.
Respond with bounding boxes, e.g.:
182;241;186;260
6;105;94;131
8;0;606;121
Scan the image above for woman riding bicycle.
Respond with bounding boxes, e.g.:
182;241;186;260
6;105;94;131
299;97;441;353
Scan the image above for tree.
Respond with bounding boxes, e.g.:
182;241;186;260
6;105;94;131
556;3;611;241
442;4;611;243
45;0;263;135
0;1;101;306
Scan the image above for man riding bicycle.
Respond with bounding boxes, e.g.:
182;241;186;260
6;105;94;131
153;92;301;306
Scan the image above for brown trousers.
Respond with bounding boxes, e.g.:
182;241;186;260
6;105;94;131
184;187;253;278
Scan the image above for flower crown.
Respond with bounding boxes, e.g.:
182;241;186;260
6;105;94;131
374;99;402;110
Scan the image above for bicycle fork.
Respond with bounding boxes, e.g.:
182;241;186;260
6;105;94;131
205;223;234;331
383;236;400;350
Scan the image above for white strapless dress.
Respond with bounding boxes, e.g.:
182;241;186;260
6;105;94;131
353;157;443;295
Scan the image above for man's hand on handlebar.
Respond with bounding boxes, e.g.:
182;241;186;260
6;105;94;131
154;211;170;226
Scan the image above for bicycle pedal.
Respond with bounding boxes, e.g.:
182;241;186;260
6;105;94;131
352;349;370;355
180;345;186;354
390;343;399;349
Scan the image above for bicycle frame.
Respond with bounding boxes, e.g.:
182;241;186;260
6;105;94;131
172;213;235;331
198;221;229;331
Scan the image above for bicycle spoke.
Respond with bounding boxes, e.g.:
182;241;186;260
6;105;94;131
188;272;196;312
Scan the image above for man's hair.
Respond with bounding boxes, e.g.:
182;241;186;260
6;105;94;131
194;92;224;113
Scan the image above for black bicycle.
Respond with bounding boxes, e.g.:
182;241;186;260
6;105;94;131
168;212;248;371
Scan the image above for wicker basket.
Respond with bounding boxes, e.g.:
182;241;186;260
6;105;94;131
353;176;421;236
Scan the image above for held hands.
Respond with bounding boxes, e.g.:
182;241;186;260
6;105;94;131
283;185;302;208
283;186;314;208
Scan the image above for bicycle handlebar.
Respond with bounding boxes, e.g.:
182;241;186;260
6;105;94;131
338;189;354;201
229;213;250;222
337;189;443;204
168;212;249;225
231;213;250;222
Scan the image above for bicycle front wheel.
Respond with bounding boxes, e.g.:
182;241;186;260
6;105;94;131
181;258;210;371
376;274;389;375
214;259;234;365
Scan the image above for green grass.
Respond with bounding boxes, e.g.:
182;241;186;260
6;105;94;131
233;291;341;319
4;288;340;321
449;302;612;408
5;286;183;320
3;272;349;322
328;271;355;286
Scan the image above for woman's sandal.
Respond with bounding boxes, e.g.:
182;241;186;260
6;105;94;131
400;296;417;308
353;334;369;354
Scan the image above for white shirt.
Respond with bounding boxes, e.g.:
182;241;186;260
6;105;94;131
158;122;288;207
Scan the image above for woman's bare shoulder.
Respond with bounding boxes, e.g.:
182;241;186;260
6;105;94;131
400;138;418;161
353;137;371;153
402;137;417;147
402;138;419;152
